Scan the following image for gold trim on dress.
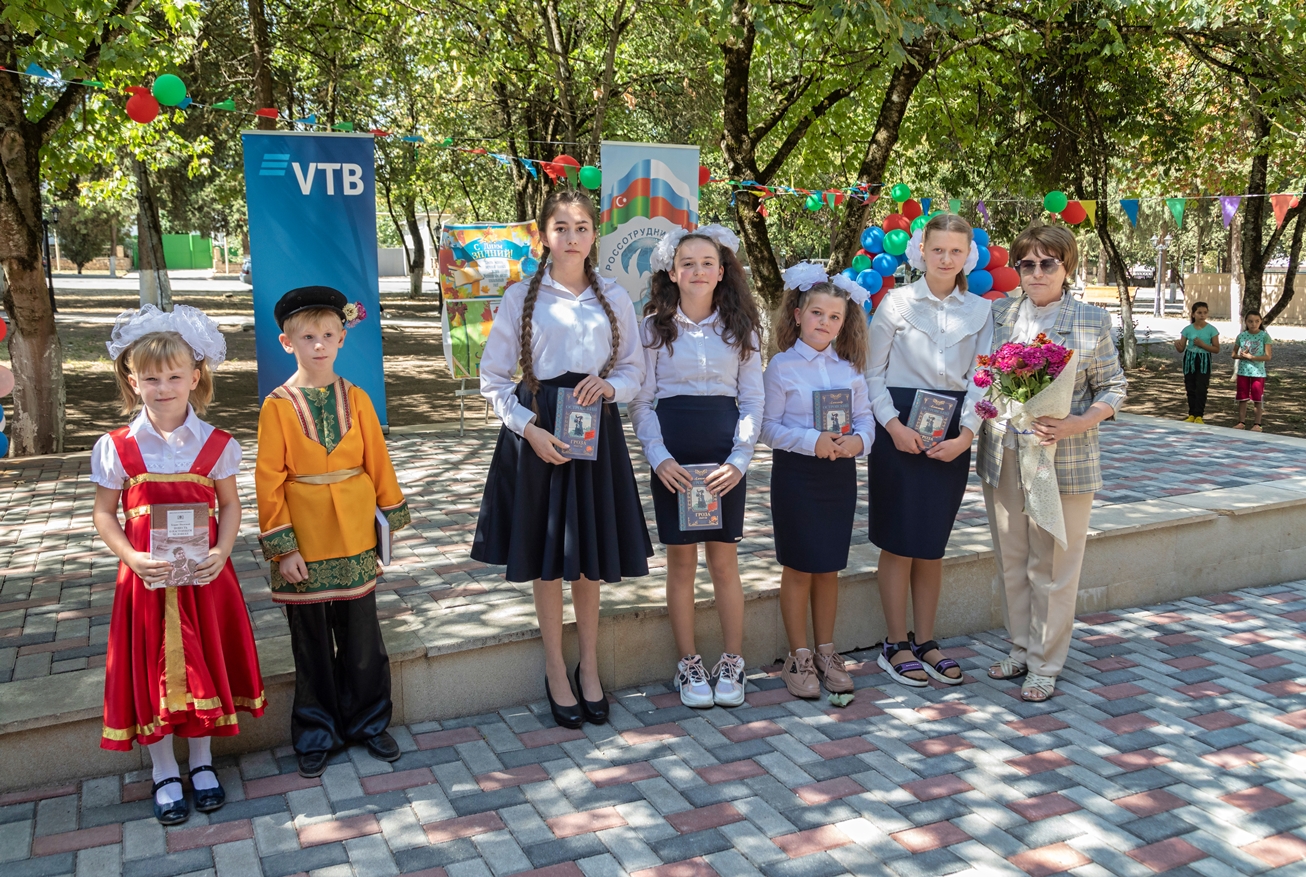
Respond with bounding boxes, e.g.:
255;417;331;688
125;473;215;488
163;589;188;713
126;505;217;521
286;467;365;485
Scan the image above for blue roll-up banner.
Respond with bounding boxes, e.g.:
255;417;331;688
241;131;388;424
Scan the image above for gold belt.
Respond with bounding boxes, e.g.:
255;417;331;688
286;466;364;485
126;505;218;521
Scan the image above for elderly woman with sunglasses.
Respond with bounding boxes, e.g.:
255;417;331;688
976;225;1127;702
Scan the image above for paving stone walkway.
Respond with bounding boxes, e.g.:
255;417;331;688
4;418;1306;684
4;580;1306;877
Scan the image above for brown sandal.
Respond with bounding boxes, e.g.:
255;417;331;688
1252;424;1263;431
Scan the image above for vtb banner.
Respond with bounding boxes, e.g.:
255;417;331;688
241;131;388;423
598;141;700;309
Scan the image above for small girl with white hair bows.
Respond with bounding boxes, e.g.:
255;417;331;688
90;305;264;826
629;225;763;708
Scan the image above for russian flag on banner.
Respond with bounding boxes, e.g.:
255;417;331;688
599;158;700;234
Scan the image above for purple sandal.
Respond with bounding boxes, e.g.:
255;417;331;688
877;640;929;688
909;633;964;686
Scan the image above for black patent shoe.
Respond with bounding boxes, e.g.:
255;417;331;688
152;777;189;825
574;665;609;726
545;676;583;729
298;750;330;778
188;765;225;813
365;731;401;762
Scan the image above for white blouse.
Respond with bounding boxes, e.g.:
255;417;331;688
91;406;242;489
761;339;874;457
628;310;765;473
865;277;994;435
1013;294;1063;343
480;268;645;436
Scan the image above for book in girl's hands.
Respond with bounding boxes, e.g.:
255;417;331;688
149;503;210;588
678;464;722;531
554;388;601;460
906;390;958;449
813;389;854;435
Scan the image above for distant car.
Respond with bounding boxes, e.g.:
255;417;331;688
239;257;252;285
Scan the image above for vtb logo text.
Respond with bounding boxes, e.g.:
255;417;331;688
259;154;365;196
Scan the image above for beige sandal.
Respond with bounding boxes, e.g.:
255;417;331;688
988;657;1027;680
1021;673;1057;702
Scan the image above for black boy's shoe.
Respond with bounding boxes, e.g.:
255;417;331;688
188;765;226;812
152;777;189;825
574;664;609;726
365;732;401;763
546;676;584;729
298;750;330;778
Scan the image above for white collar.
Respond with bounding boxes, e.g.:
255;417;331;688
675;306;719;327
129;405;201;442
1022;294;1064;316
910;276;966;304
541;266;597;301
793;338;838;362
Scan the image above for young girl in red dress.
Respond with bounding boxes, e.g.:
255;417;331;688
91;305;265;825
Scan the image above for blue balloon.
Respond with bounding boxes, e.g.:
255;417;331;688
896;252;909;265
872;253;898;277
0;431;8;459
972;228;990;248
968;269;994;295
974;246;990;271
861;226;885;254
856;270;883;294
841;267;858;280
521;256;540;276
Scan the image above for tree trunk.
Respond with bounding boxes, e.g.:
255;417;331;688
1239;107;1272;316
248;0;276;130
403;197;425;299
1264;210;1304;326
1097;217;1137;369
1229;209;1243;320
732;191;784;309
134;158;171;310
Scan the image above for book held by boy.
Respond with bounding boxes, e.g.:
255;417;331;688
906;390;958;449
554;389;601;460
374;508;392;566
678;464;722;531
813;389;853;435
149;503;210;588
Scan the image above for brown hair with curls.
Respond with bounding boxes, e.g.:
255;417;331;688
644;233;760;360
774;281;869;372
518;190;620;407
113;331;215;416
922;213;975;292
1010;224;1079;292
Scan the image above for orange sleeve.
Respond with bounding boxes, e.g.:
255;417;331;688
354;388;410;531
255;399;299;559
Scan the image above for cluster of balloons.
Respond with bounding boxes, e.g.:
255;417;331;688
965;229;1020;300
1043;190;1090;225
545;155;602;189
126;74;189;124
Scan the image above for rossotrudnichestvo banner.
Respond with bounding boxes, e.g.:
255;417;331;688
598;141;700;309
241;131;388;423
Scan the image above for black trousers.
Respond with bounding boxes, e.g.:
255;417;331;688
285;590;392;754
1184;369;1211;417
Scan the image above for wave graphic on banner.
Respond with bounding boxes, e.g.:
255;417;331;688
600;159;698;234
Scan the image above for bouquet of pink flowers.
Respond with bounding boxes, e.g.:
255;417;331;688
973;334;1072;419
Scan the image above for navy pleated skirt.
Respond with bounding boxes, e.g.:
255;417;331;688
472;372;653;583
771;449;856;574
649;396;747;545
868;386;969;560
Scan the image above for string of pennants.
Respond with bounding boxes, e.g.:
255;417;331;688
10;63;1302;229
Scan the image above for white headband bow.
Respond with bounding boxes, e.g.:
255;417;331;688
780;261;829;292
906;228;980;275
651;224;742;273
106;304;227;370
830;273;870;307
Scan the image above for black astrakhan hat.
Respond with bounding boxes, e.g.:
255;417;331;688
274;286;348;329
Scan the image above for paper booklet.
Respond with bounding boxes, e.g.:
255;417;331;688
678;464;722;531
906;390;958;449
812;388;854;435
374;508;392;566
554;388;601;460
149;503;210;587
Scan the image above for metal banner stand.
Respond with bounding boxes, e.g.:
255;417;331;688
455;377;489;436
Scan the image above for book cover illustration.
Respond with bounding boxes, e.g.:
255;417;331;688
678;464;722;531
813;388;854;435
149;503;211;588
906;390;958;449
554;388;602;460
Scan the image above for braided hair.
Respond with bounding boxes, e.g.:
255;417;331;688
518;190;618;407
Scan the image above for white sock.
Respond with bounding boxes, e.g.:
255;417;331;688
147;736;183;805
188;737;219;790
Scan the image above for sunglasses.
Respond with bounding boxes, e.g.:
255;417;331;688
1015;258;1064;275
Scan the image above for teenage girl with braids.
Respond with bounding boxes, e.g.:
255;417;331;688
473;190;652;729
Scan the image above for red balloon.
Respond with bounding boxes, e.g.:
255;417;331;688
982;290;1008;302
1060;201;1088;225
902;199;923;220
126;91;160;124
553;154;580;169
880;275;896;292
990;265;1020;293
882;213;911;233
699;165;711;186
987;245;1009;268
870;290;888;311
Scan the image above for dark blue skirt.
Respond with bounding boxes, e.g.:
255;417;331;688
649;396;746;545
771;449;856;574
867;386;969;560
472;372;653;583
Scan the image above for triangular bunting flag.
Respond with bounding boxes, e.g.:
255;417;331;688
1220;195;1241;228
294;114;317;126
400;135;424;144
523;160;538;179
757;203;768;218
975;200;990;224
1081;200;1097;227
254;107;279;119
1166;197;1186;229
24;63;54;80
81;79;104;88
177;96;192;109
1120;199;1140;227
370;128;391;137
332;122;353;132
211;99;236;111
949;198;962;214
921;198;932;214
1271;194;1293;227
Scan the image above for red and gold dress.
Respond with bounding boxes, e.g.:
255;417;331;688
100;427;266;751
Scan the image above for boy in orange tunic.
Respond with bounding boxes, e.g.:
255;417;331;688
256;286;410;777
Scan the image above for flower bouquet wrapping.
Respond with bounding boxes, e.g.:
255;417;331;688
974;334;1078;547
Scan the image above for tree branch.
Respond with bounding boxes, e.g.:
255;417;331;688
37;0;143;143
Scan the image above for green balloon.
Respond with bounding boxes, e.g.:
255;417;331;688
851;254;871;272
579;165;602;189
890;183;912;203
805;193;823;211
1043;190;1069;213
883;229;910;255
910;215;929;233
152;74;186;107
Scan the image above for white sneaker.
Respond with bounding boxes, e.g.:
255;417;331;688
712;653;747;707
674;655;714;708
